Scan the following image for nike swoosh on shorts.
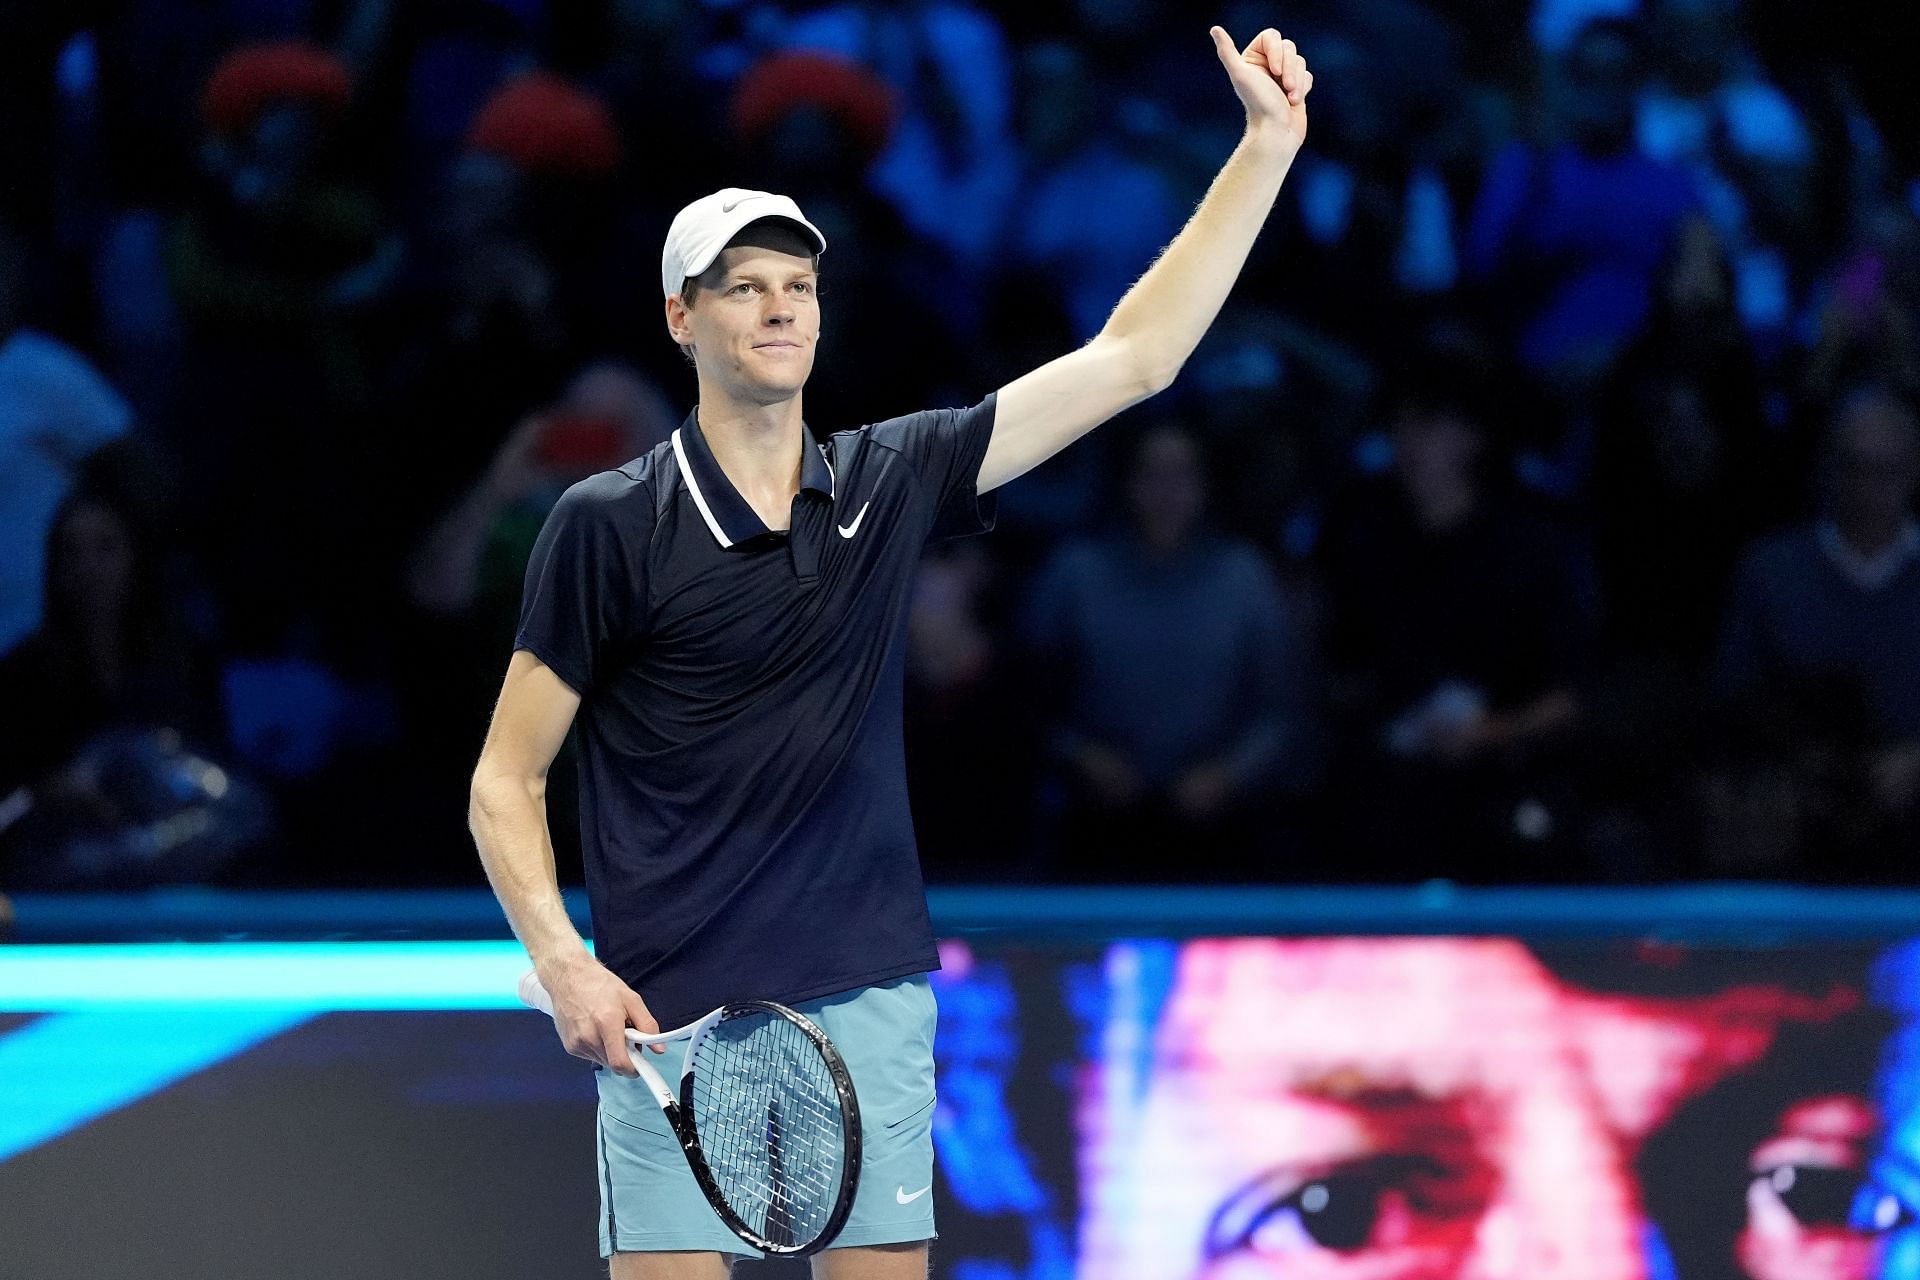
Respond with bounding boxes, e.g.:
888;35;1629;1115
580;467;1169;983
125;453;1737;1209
895;1184;931;1204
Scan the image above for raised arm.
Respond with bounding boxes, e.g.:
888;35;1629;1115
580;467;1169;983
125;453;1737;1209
978;25;1313;493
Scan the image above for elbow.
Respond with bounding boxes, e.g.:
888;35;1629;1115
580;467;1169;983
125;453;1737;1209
1095;333;1181;401
1138;360;1182;398
466;775;493;836
1123;339;1182;397
1121;354;1181;403
467;764;540;830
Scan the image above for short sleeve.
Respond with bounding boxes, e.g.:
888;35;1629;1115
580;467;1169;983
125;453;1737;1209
513;472;653;695
870;394;999;542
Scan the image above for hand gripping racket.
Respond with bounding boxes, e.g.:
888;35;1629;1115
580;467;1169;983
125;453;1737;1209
519;971;862;1256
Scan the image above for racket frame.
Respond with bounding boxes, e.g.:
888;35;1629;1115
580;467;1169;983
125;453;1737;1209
667;1001;864;1257
519;972;863;1258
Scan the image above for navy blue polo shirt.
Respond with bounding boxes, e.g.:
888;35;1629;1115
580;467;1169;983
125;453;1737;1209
513;396;998;1029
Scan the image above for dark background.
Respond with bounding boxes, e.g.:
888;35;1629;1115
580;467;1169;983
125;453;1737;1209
3;0;1919;894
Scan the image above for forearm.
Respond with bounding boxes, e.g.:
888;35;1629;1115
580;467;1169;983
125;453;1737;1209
468;770;590;976
1100;124;1297;385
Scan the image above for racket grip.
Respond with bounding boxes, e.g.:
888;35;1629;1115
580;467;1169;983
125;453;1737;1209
518;969;555;1016
520;969;649;1044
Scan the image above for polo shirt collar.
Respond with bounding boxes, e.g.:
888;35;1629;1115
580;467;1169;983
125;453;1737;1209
671;408;836;549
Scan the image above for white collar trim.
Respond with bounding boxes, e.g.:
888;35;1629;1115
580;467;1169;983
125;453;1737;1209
672;427;734;549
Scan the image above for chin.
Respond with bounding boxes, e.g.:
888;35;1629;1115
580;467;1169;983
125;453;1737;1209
737;360;814;402
736;376;810;406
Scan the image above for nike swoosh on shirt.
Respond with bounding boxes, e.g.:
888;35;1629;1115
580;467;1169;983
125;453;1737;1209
896;1184;932;1204
837;501;872;539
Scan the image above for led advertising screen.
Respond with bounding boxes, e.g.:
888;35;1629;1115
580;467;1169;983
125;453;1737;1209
3;933;1918;1279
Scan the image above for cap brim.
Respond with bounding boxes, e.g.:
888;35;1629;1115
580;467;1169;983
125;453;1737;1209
680;214;826;286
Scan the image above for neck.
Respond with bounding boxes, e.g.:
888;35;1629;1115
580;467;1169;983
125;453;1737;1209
1408;478;1477;532
693;379;809;527
1836;515;1910;560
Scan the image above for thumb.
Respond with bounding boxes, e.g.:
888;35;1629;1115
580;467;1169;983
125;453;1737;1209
624;988;667;1054
1209;25;1240;70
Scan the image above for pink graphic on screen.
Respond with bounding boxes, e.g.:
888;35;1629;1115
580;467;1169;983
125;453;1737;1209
1075;937;1881;1280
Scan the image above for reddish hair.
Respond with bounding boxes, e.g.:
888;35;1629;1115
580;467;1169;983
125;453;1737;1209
200;41;352;136
467;73;623;177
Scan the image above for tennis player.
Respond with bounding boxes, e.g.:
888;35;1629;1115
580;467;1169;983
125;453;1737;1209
469;25;1311;1279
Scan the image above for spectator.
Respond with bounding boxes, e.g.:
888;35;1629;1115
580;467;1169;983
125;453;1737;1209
1022;423;1313;880
1804;204;1920;412
1635;0;1821;356
395;361;674;880
1318;330;1591;878
1467;17;1701;392
377;74;629;563
904;539;1034;881
1005;40;1184;342
0;480;273;889
1593;213;1773;667
406;360;676;622
0;481;224;800
776;0;1019;273
1708;384;1920;874
167;41;400;641
1230;12;1469;365
0;222;137;659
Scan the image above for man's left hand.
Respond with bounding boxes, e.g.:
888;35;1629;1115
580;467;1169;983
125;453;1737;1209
1210;25;1312;154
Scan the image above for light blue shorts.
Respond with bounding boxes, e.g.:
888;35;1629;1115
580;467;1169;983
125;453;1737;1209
594;973;938;1258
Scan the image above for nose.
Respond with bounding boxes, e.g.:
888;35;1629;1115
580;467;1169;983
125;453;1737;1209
1454;1157;1649;1280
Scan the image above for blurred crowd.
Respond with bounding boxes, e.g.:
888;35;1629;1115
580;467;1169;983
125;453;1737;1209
1;0;1917;890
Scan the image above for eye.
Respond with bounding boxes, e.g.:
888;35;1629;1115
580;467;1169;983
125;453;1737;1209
1206;1161;1421;1259
1755;1164;1918;1233
791;280;812;295
728;282;755;296
1757;1165;1861;1229
1254;1172;1383;1251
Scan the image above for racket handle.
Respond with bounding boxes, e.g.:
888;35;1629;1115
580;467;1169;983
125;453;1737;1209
516;971;703;1109
518;969;681;1047
517;969;556;1016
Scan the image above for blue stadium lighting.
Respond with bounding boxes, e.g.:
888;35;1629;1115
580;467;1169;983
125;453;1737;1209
0;942;549;1162
0;1008;317;1162
0;941;537;1010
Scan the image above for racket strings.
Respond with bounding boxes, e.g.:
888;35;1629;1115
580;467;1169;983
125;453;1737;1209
689;1011;849;1248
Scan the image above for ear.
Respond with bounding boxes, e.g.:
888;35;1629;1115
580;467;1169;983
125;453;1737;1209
664;293;693;349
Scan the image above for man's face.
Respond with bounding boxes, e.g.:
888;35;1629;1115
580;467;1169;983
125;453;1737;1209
1826;395;1920;530
667;235;820;406
1078;939;1847;1280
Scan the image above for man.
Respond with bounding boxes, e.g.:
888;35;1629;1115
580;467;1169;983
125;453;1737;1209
1710;383;1920;869
1076;936;1865;1280
468;25;1312;1279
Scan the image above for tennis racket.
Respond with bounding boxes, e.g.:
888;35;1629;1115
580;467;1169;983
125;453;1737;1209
518;971;862;1256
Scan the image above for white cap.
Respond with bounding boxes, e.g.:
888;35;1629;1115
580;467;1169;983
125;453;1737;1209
660;188;827;300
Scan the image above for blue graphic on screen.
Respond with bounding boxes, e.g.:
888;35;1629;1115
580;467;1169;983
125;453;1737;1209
1872;941;1920;1278
930;945;1072;1280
